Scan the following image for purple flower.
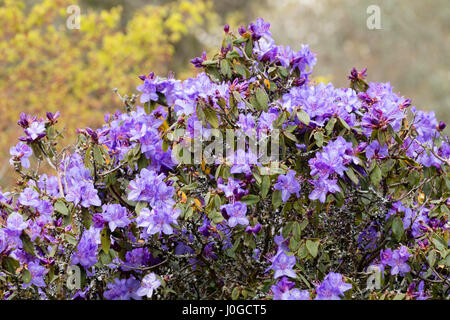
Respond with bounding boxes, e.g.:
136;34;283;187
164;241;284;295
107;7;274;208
288;289;310;300
380;248;393;266
18;187;41;207
229;149;259;175
38;174;60;197
271;277;294;299
308;178;341;203
65;181;101;208
104;276;141;300
237;113;256;136
365;140;389;160
245;223;262;234
190;51;207;68
0;229;8;253
248;18;271;40
127;168;175;210
217;177;245;198
271;277;309;300
120;247;155;271
360;82;406;135
315;272;352;300
274;170;301;202
23;261;48;288
137;78;159;103
309;137;353;178
24;121;46;141
410;281;430;300
136;207;180;237
380;246;411;275
101;204;131;232
220;202;249;228
136;273;161;298
270;251;297;279
92;213;105;228
257;111;278;134
9;143;32;168
387;246;411;275
46;111;60;123
6;212;28;232
71;227;99;269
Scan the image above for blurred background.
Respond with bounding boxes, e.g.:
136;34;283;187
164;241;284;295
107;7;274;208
0;0;449;187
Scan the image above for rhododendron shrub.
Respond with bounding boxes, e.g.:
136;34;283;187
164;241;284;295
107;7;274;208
1;19;449;300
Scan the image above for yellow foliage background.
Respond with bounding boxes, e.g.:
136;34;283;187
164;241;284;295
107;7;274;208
0;0;210;186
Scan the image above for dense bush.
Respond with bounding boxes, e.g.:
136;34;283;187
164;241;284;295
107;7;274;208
0;0;210;186
0;18;449;300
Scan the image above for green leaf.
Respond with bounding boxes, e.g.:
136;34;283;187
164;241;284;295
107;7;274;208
255;87;269;111
233;63;248;78
93;145;104;166
427;250;436;267
205;66;222;83
278;67;289;78
272;190;283;209
299;220;309;233
325;117;337;135
3;257;19;274
204;108;219;129
282;222;294;239
432;236;447;252
23;269;32;284
135;201;148;214
345;168;359;185
231;287;240;300
392;216;404;241
297;109;310;126
380;159;395;176
22;235;35;255
338;117;351;131
370;165;382;186
260;175;270;198
306;240;319;258
202;59;219;66
393;293;405;300
54;200;69;215
293;222;302;240
101;227;111;254
314;131;324;147
240;194;260;205
220;59;232;78
284;131;298;143
244;39;253;57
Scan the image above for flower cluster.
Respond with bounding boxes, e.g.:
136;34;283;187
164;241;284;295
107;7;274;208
0;18;448;301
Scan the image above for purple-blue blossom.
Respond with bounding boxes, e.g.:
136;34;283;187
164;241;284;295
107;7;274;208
220;202;249;228
270;251;297;279
100;204;131;232
308;177;341;203
23;261;48;288
127;168;175;210
136;207;180;237
136;273;161;298
9;143;32;168
274;170;301;202
104;276;141;300
71;227;99;269
315;272;352;300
